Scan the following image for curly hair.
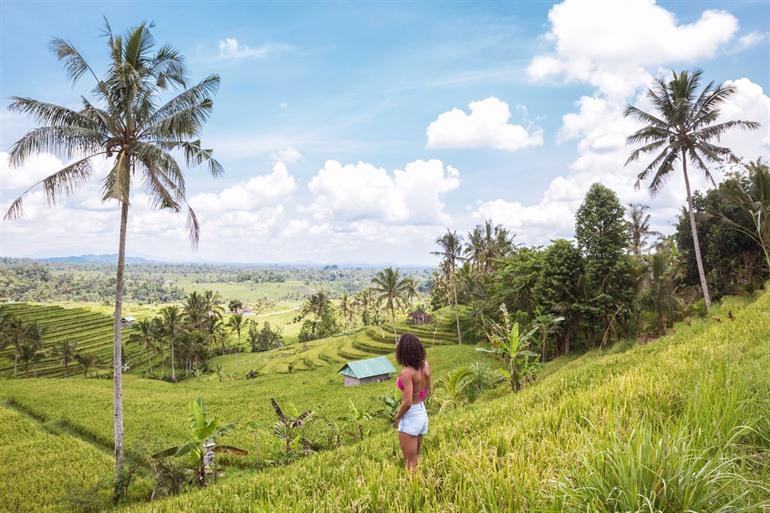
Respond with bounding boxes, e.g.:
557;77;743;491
395;333;425;369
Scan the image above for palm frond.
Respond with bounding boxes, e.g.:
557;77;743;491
4;154;100;220
8;97;100;130
180;140;224;177
50;38;99;85
186;205;200;248
148;74;220;125
8;126;103;167
647;151;679;196
101;151;131;203
623;105;668;129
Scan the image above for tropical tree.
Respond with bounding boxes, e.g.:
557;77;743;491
51;339;79;375
227;299;243;313
226;313;245;344
718;158;770;271
129;318;161;374
152;398;246;487
3;21;223;479
159;305;181;382
403;278;419;307
370;267;409;341
297;291;338;342
354;288;377;326
75;352;99;377
531;309;565;362
19;336;45;377
338;294;354;329
433;229;465;344
465;220;515;274
626;203;659;256
624;69;759;310
270;398;313;458
478;305;540;392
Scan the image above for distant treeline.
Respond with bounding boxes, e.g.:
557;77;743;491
0;260;186;303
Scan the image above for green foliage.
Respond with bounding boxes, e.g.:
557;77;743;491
478;305;541;391
152;398;246;488
247;321;283;353
296;291;339;342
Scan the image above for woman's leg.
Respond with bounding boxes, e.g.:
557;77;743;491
417;435;423;455
398;432;419;471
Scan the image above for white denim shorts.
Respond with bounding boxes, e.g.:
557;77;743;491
398;402;428;436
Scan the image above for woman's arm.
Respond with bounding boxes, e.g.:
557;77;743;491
394;370;413;425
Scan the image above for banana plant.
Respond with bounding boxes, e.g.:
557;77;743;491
271;398;313;458
478;304;540;392
153;398;246;487
434;366;474;412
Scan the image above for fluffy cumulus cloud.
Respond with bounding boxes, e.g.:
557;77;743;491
307;159;459;225
475;0;770;245
426;97;543;151
0;155;302;261
527;0;738;98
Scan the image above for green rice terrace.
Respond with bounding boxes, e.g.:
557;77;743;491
0;303;148;378
1;291;769;512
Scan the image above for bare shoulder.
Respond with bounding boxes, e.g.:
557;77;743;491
400;366;416;378
423;360;431;375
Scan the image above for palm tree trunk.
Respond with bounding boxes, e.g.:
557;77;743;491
452;276;462;345
13;353;18;378
391;308;397;342
112;201;128;486
147;347;152;374
681;153;712;310
170;338;176;382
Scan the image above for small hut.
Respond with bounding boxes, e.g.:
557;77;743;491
120;315;136;327
406;310;432;325
338;356;396;387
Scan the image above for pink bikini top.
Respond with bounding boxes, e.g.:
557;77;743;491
397;376;428;402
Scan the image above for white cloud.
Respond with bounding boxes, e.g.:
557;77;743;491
0;152;66;191
307;159;459;225
190;162;297;212
527;0;739;98
216;38;290;61
732;31;769;52
270;146;303;164
475;1;768;246
426;97;543;151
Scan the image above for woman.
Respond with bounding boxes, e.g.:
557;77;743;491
394;333;431;472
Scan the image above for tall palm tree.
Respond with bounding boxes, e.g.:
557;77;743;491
298;291;332;337
183;291;209;331
433;229;465;344
4;316;43;378
4;22;222;477
370;267;409;341
129;318;160;374
227;313;245;344
625;69;759;310
159;305;181;382
626;203;660;256
51;339;79;375
403;277;419;307
338;294;354;329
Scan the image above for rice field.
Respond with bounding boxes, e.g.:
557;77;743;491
116;292;770;513
0;303;151;377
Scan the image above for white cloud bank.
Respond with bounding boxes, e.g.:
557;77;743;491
426;97;543;151
476;0;770;244
217;38;290;61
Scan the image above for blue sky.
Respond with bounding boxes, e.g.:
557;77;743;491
1;0;769;264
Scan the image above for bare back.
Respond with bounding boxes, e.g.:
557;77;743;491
399;361;432;403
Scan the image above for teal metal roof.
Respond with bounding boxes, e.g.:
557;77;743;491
338;356;396;379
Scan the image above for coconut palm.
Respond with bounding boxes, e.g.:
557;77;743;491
370;267;409;341
433;229;465;344
718;158;770;271
626;203;660;256
624;69;759;310
159;305;181;382
129;318;161;374
466;220;516;274
403;278;419;306
51;339;79;375
338;294;354;329
3;21;222;478
227;313;245;344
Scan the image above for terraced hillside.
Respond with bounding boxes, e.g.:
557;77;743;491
0;303;148;377
214;306;462;375
120;292;770;513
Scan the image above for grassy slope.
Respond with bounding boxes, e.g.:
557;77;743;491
118;293;770;513
0;404;112;513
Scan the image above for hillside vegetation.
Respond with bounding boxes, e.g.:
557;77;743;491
0;303;147;377
112;291;770;513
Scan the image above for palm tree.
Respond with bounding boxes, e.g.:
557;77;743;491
159;305;181;382
626;203;660;256
227;313;245;344
354;288;376;326
403;278;419;307
4;316;44;378
338;294;354;329
183;291;209;331
129;318;161;374
718;158;770;271
19;335;45;377
4;22;222;478
433;229;465;344
298;291;333;337
51;339;79;375
371;267;409;341
75;352;99;377
624;69;759;310
465;220;515;275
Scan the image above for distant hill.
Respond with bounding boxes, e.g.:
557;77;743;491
39;254;161;265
